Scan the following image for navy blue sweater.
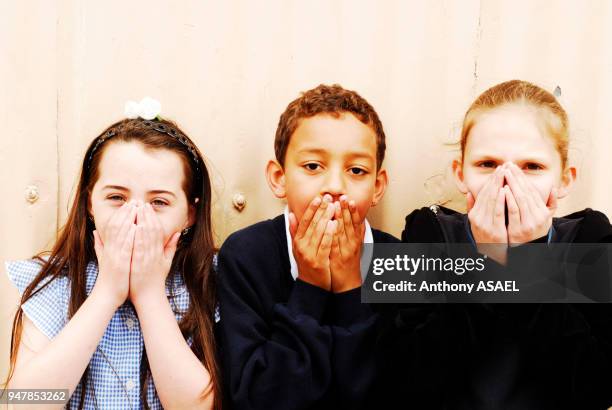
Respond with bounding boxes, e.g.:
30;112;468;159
374;207;612;410
216;214;398;410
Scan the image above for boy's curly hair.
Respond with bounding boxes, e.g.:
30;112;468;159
274;84;386;169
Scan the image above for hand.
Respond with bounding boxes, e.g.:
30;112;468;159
330;195;365;293
129;201;181;306
92;201;137;308
504;162;556;245
466;166;508;264
288;195;337;291
467;166;507;244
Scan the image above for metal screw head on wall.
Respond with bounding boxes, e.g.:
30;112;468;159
232;193;246;212
25;185;40;203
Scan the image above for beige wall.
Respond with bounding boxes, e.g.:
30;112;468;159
2;0;612;383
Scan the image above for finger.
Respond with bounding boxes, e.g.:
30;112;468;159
478;167;498;225
295;196;322;239
472;169;497;216
520;174;552;228
348;199;361;226
117;202;138;241
348;199;364;241
504;166;531;222
513;163;546;212
116;200;136;227
103;201;128;238
133;225;146;269
476;167;496;201
486;167;504;220
331;230;341;258
133;204;147;247
111;199;130;217
310;201;335;250
123;223;137;257
135;200;145;227
288;212;298;239
340;196;353;240
510;163;536;203
505;185;521;227
493;184;506;229
136;200;145;224
317;220;337;258
305;194;331;242
141;206;156;256
470;169;499;229
146;203;164;249
164;232;181;260
134;222;144;248
335;201;347;245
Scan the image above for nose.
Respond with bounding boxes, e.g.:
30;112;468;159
320;167;346;201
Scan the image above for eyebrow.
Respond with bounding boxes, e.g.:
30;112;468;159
345;152;375;161
296;148;327;156
469;154;549;164
296;148;374;161
102;185;177;198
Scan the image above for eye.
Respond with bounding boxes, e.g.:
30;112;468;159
107;195;126;203
304;163;321;171
151;199;168;207
349;167;367;176
524;162;544;171
477;160;497;169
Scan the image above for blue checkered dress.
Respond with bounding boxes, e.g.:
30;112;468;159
5;258;200;409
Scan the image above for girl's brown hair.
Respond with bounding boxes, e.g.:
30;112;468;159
460;79;570;170
5;118;221;409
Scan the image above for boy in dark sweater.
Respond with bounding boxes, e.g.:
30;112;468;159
217;84;398;410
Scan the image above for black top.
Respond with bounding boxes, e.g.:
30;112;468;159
216;214;399;410
374;206;612;410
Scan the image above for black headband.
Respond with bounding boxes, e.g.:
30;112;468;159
87;119;201;175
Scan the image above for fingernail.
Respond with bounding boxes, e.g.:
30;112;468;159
340;194;347;203
323;194;332;202
312;196;321;206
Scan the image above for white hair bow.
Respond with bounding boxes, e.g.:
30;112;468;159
124;97;162;120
